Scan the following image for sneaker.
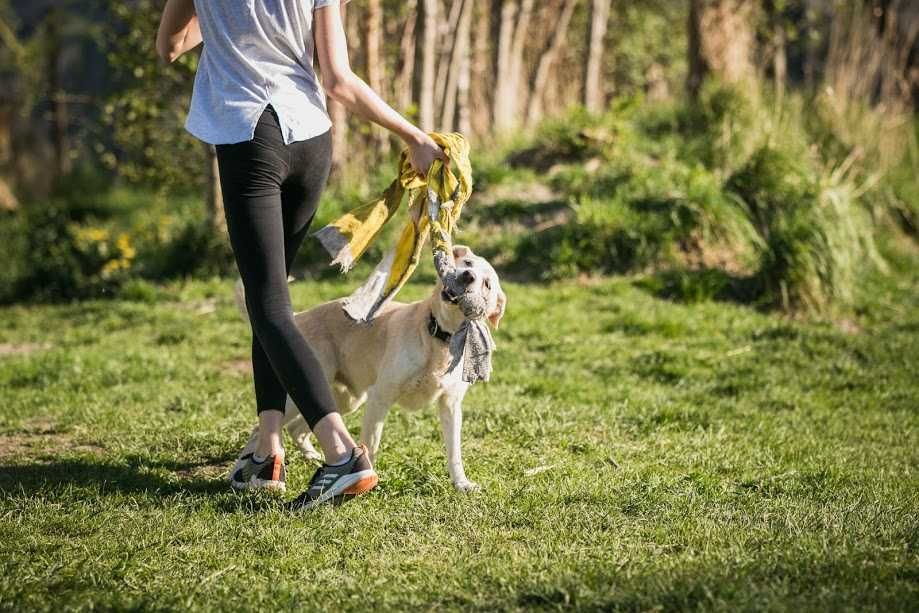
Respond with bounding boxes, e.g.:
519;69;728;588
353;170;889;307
230;453;286;493
289;444;378;510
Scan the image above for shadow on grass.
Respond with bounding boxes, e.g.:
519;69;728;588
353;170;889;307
466;198;572;227
0;453;233;499
634;268;761;307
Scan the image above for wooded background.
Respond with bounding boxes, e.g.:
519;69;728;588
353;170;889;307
0;0;917;310
0;0;916;208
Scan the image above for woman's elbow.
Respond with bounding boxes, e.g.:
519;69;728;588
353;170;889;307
155;36;180;63
324;71;356;102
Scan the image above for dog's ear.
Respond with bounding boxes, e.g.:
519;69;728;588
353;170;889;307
452;244;473;261
488;285;507;329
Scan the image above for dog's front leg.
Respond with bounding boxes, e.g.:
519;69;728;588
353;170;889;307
438;395;479;492
359;388;394;463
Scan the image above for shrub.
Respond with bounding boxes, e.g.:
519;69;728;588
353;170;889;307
11;202;136;302
727;145;883;312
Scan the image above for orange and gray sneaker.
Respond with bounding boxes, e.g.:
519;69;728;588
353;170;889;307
289;444;378;510
230;453;286;493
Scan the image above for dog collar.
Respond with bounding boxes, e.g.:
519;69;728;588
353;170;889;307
427;312;453;343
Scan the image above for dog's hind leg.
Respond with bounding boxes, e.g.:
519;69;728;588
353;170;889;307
283;382;363;463
283;396;322;462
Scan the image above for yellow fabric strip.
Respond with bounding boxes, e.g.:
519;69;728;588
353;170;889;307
312;132;473;323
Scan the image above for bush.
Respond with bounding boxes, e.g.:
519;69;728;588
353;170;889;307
487;83;899;314
9;202;135;302
0;211;28;303
727;144;883;312
3;185;237;303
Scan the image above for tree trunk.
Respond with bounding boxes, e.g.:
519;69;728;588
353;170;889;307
584;0;611;113
687;0;757;99
328;2;350;170
204;144;225;233
46;10;71;180
441;0;474;131
470;0;492;136
507;0;534;125
494;0;534;130
366;0;389;153
396;0;418;112
773;22;787;104
456;2;474;135
435;0;464;124
420;0;439;131
493;1;518;130
527;0;579;125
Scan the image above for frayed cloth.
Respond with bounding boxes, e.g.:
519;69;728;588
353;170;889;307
446;308;495;384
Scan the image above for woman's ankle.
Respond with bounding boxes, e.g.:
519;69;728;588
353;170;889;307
254;444;284;461
312;413;356;465
256;409;285;460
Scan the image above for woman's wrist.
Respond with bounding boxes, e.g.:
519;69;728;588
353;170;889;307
399;125;428;147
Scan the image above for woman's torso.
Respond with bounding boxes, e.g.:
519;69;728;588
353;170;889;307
186;0;337;146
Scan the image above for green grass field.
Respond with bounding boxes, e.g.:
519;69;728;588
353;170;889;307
1;256;917;610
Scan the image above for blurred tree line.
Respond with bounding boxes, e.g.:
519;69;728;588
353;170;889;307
0;0;916;225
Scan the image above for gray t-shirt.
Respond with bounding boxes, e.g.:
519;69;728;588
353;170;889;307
186;0;343;145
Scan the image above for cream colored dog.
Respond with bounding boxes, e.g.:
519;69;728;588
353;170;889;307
234;245;506;491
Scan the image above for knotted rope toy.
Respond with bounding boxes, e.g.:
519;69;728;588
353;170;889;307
311;133;495;383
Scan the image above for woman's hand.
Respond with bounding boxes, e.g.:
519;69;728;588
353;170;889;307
406;131;447;178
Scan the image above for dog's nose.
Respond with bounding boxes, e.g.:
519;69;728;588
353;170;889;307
460;269;476;285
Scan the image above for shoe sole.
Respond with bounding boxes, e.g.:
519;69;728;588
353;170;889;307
294;469;378;510
230;476;286;493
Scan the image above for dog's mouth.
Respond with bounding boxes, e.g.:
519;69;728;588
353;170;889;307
440;287;461;304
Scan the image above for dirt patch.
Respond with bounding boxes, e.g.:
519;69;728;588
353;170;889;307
836;319;862;335
220;359;252;376
0;418;104;460
0;342;51;357
676;232;756;277
472;181;558;208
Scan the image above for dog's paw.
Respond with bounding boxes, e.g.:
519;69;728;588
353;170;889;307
453;479;481;493
300;448;323;462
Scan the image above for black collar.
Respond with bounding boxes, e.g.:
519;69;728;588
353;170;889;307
427;312;453;343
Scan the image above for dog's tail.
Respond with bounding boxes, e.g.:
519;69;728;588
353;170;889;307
233;276;296;322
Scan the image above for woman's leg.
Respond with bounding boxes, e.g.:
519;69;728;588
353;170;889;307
218;113;354;465
278;129;357;466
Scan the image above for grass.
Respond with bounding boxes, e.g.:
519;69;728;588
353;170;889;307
0;249;917;611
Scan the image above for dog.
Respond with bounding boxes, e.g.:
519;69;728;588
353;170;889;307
233;245;506;491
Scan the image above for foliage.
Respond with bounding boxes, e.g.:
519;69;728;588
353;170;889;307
726;144;883;311
102;0;204;191
1;179;235;303
477;82;906;315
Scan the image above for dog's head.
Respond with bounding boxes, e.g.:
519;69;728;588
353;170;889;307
434;245;506;330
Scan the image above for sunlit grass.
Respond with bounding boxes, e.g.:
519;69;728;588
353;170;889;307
1;260;917;610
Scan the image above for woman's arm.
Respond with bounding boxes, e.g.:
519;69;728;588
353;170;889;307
156;0;202;63
313;2;445;176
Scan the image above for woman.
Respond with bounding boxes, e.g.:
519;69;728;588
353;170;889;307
156;0;445;510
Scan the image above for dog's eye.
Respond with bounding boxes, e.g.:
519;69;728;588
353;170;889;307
463;259;473;266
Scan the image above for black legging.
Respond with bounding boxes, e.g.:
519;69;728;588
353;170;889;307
216;105;336;429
